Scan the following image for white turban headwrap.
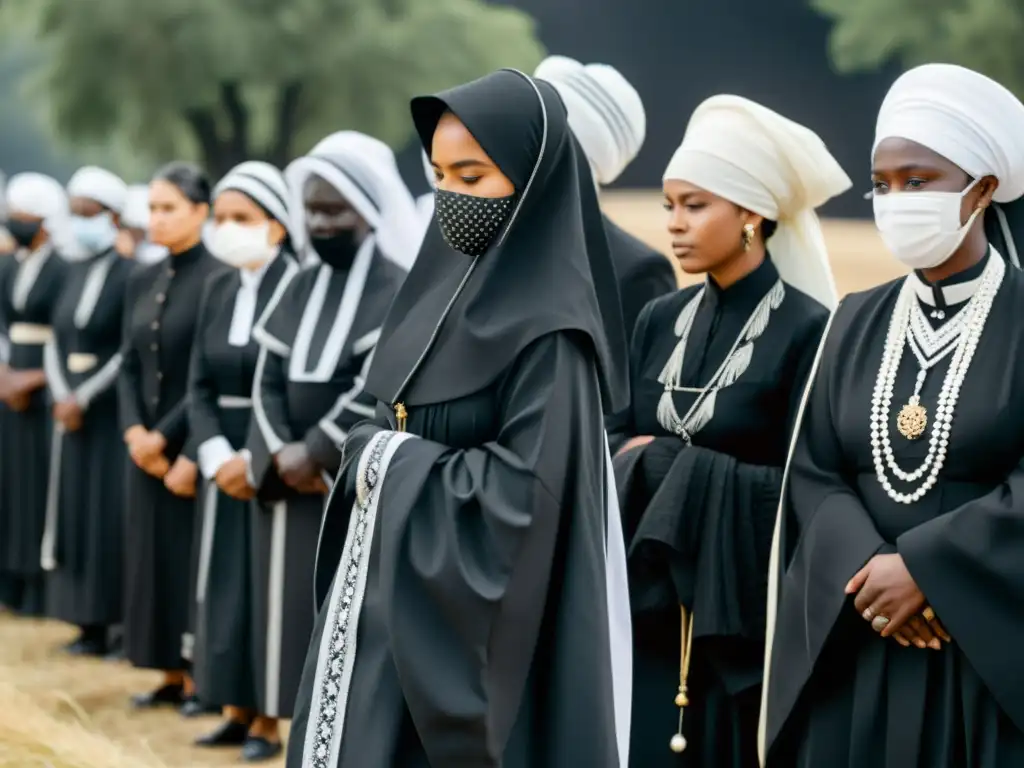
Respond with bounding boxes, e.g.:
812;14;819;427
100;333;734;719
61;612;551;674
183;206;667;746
286;130;421;270
534;55;646;185
873;63;1024;204
67;166;128;214
121;185;151;230
664;95;851;309
214;160;298;245
6;172;75;255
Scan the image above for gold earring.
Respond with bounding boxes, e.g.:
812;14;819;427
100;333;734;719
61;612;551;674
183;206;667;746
741;223;755;251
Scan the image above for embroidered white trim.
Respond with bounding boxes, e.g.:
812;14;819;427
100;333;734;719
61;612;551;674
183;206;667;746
656;279;785;441
302;430;414;768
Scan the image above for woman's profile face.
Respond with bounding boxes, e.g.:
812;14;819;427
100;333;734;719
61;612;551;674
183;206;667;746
213;190;286;246
663;178;760;275
148;179;208;252
431;112;515;198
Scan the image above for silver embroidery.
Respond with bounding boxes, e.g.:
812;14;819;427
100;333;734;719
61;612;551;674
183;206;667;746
304;429;410;768
657;279;785;441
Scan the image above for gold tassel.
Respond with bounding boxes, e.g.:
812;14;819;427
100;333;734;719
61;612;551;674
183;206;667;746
670;605;694;754
394;402;407;433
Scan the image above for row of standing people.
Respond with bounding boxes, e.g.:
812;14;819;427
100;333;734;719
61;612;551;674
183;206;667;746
0;57;677;764
286;62;1024;768
4;55;1023;768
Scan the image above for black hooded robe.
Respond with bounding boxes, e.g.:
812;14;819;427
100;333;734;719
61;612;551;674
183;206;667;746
287;69;633;768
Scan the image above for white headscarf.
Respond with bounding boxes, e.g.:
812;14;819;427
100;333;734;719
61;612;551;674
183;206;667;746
6;172;74;254
67;166;128;214
214;160;298;244
874;63;1024;204
534;55;646;185
664;95;851;308
121;184;150;229
286;131;420;270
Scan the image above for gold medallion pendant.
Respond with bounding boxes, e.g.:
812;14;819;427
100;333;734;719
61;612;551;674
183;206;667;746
896;400;927;440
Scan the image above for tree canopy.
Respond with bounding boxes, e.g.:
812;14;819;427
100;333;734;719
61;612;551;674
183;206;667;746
812;0;1024;98
0;0;545;178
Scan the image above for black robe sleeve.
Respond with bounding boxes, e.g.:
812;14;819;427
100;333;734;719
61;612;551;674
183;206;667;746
898;457;1024;728
117;265;147;432
245;344;294;492
337;331;610;765
303;341;379;475
185;280;228;474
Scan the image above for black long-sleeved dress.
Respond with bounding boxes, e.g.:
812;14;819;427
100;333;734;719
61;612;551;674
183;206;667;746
765;251;1024;767
0;244;67;616
246;237;405;718
184;254;298;707
287;331;632;768
118;242;225;670
42;248;132;627
609;258;827;767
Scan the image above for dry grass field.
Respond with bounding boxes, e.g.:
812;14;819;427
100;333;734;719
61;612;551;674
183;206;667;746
0;190;904;768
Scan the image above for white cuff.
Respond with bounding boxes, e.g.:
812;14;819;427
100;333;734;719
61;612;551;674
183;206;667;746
240;448;255;487
197;436;236;480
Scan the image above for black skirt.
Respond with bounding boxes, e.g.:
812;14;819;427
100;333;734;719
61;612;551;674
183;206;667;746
45;395;125;626
191;479;258;708
123;464;196;670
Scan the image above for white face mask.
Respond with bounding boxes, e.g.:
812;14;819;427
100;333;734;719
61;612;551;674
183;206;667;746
207;221;276;269
69;212;118;258
873;179;983;270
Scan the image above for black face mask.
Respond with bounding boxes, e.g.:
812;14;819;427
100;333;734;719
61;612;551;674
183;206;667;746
7;219;42;248
311;229;360;270
434;189;516;257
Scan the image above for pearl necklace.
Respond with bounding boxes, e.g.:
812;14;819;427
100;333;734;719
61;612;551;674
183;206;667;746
870;254;1004;504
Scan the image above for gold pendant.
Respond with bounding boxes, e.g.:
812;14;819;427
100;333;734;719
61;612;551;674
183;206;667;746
896;400;927;440
394;402;407;433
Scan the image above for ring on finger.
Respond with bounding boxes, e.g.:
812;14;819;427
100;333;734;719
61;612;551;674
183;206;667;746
871;615;890;633
922;606;936;622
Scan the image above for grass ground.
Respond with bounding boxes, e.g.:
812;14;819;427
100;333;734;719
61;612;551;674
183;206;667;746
0;190;903;768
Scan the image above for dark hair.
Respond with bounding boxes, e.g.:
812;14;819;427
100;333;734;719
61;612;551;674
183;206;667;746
762;219;778;242
152;161;211;205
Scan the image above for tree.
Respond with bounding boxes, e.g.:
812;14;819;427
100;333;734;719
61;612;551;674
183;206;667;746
0;0;545;178
811;0;1024;98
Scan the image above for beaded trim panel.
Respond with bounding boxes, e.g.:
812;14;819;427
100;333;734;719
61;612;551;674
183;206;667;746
301;429;414;767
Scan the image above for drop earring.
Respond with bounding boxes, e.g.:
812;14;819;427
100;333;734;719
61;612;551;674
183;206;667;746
741;223;755;251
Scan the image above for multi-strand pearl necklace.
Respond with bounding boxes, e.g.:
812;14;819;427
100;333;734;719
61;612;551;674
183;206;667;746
869;253;1004;504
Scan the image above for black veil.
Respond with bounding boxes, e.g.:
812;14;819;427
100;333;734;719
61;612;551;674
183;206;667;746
363;69;629;414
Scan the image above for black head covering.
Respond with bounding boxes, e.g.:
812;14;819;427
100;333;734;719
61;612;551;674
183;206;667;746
363;69;629;413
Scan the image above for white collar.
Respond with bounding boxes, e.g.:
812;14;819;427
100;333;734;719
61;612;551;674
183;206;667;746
907;248;994;308
238;254;275;290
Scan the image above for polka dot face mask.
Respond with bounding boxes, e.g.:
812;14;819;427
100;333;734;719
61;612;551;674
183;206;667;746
433;189;516;257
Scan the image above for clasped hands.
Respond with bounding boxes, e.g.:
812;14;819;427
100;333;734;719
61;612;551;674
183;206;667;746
275;442;329;495
845;553;951;650
124;425;197;498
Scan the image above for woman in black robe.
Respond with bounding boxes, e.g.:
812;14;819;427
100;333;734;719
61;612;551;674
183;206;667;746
186;161;301;760
244;133;409;758
42;166;132;656
119;162;225;709
608;96;849;767
0;172;70;617
762;64;1024;767
287;69;633;768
